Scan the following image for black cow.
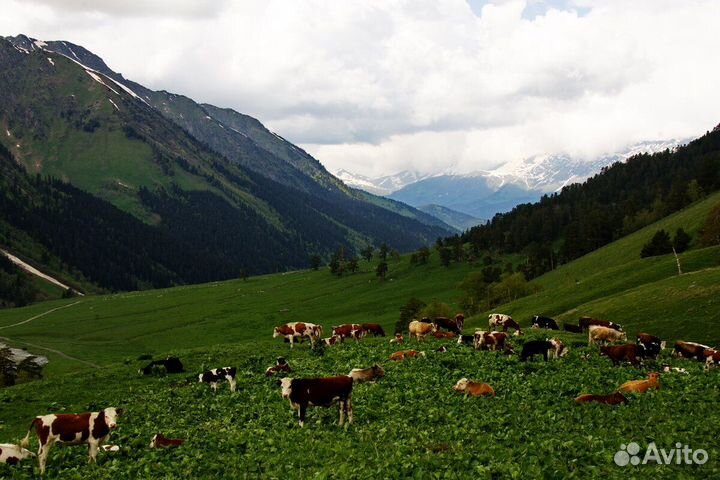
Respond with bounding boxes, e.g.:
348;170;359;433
563;323;583;333
139;357;185;375
457;334;474;346
198;367;237;392
520;340;553;361
531;315;559;330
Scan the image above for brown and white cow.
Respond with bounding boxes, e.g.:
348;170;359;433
588;325;627;346
488;313;522;334
673;341;712;361
360;323;386;337
389;333;404;344
348;364;385;383
579;317;623;332
0;443;35;465
279;376;353;427
265;357;292;376
704;349;720;371
408;320;437;341
273;322;322;348
332;324;364;342
432;331;457;339
322;334;343;346
389;350;426;361
149;434;184;448
453;378;495;397
473;331;509;351
20;407;122;475
198;367;237;392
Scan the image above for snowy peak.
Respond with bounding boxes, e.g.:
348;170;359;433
335;169;432;195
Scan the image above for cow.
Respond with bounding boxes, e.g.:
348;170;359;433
549;338;569;358
618;372;660;394
273;322;322;348
473;331;508;351
389;350;426;361
20;407;122;475
408;320;437;341
198;367;237;393
453;378;495;397
520;340;562;361
149;434;184;448
0;444;35;465
360;323;386;337
457;334;474;346
332;324;364;342
588;325;627;346
574;392;628;405
563;323;583;333
432;331;457;339
322;334;343;346
704;350;720;371
531;315;559;330
579;317;623;332
661;365;689;374
138;357;185;375
389;334;404;344
279;376;353;427
636;333;666;359
488;313;523;334
673;341;712;361
348;364;385;383
433;315;463;334
265;357;292;376
600;344;644;366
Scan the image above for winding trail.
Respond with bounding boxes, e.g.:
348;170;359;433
0;300;100;369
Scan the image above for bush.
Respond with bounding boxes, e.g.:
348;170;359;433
395;297;426;334
640;230;673;257
420;300;452;320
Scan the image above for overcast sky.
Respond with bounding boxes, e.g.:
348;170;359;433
2;0;720;176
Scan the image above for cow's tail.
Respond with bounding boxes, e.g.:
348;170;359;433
19;418;40;449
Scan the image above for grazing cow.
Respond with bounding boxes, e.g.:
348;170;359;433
20;407;122;475
574;392;628;405
332;324;364;342
0;444;35;465
433;316;463;334
563;323;583;333
579;317;623;332
531;315;559;330
273;322;322;348
457;334;474;346
432;331;457;339
408;320;437;341
265;357;292;376
520;340;553;361
488;313;522;334
150;434;184;448
673;341;712;361
322;334;343;346
279;376;353;427
588;325;627;346
704;350;720;371
473;331;508;351
600;344;644;366
636;333;665;359
360;323;386;337
549;338;569;358
198;367;237;393
453;378;495;397
618;372;660;394
389;334;404;344
138;357;185;375
389;350;426;361
348;364;385;383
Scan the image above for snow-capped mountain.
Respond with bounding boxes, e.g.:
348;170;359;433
335;169;432;196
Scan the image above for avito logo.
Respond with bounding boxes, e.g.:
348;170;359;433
614;442;708;466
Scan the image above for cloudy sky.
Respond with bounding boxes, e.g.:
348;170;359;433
2;0;720;176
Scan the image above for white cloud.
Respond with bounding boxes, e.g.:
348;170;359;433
1;0;719;176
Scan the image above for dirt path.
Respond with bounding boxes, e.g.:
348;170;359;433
0;300;100;369
1;249;83;295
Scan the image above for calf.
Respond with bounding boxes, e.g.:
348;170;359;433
279;376;353;427
433;316;463;334
579;317;623;332
408;320;437;341
348;364;385;383
563;323;583;333
531;315;559;330
673;341;712;361
636;333;665;359
20;407;122;475
149;434;184;448
588;325;627;346
198;367;237;393
549;338;569;358
600;344;643;366
273;322;322;348
389;350;426;361
489;313;522;334
457;334;474;346
265;357;292;376
704;350;720;371
432;331;457;339
360;323;386;337
574;392;628;405
473;331;508;351
332;324;364;342
618;372;660;394
138;357;184;375
0;444;35;465
389;334;404;344
322;334;343;346
453;378;495;397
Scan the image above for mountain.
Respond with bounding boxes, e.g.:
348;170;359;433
0;35;452;295
415;205;484;231
335;169;431;196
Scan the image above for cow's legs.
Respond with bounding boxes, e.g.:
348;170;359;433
211;382;218;393
298;405;306;428
347;397;353;424
338;401;345;426
38;440;54;475
228;376;237;392
289;336;294;349
88;441;99;464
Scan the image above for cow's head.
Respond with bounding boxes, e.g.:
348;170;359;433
453;378;469;392
371;364;385;377
279;377;293;399
104;407;122;429
619;332;628;342
272;327;281;338
430;323;438;333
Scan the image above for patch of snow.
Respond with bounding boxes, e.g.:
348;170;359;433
0;248;82;295
229;127;248;137
108;98;120;111
5;130;10;137
116;180;130;189
47;57;55;66
34;39;48;48
86;70;120;95
205;115;211;120
218;123;224;129
13;45;29;54
62;41;81;61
